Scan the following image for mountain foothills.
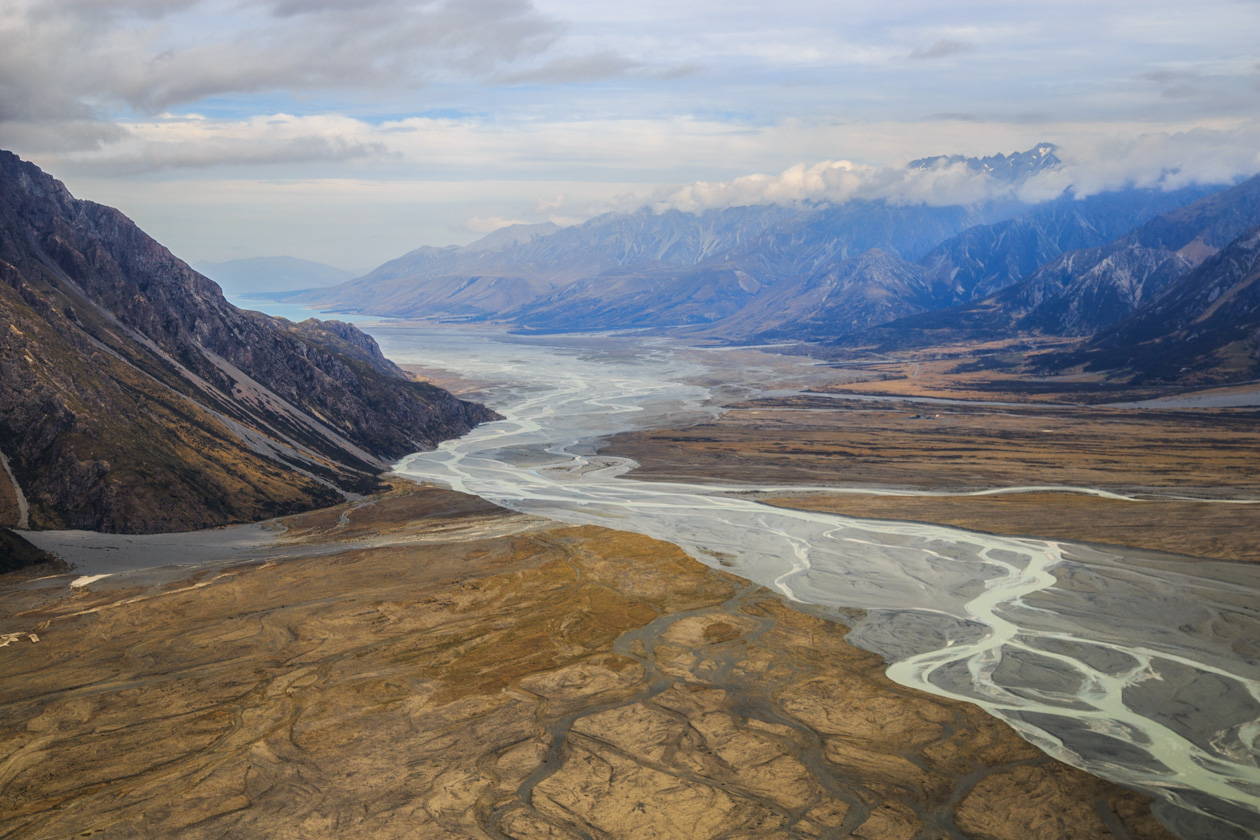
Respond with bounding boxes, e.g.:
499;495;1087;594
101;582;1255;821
293;143;1260;385
0;150;496;537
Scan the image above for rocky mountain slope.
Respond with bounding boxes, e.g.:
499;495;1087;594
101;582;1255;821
504;200;990;333
834;175;1260;350
914;185;1216;304
0;150;496;536
1048;224;1260;384
304;207;798;319
721;187;1214;343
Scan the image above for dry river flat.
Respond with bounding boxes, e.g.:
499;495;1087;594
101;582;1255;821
607;394;1260;564
0;484;1172;839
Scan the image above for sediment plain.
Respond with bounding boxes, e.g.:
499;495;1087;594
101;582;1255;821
607;385;1260;564
0;483;1172;839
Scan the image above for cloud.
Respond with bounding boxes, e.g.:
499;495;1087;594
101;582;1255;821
908;39;975;60
79;135;390;174
651;125;1260;213
533;194;567;213
1140;68;1204;99
927;112;982;122
0;120;132;154
37;0;203;21
655;157;1037;212
494;51;643;85
1;0;565;123
1045;125;1260;197
465;215;531;233
50;113;394;174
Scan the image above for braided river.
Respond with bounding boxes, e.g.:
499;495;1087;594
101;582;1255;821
368;324;1260;840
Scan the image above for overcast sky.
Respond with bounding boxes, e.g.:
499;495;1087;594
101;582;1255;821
3;0;1259;271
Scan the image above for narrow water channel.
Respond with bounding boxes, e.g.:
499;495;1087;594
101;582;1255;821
369;324;1260;840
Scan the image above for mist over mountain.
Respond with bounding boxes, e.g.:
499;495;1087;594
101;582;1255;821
194;256;356;296
0;151;495;536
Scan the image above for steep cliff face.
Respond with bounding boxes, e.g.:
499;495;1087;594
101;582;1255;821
0;150;497;535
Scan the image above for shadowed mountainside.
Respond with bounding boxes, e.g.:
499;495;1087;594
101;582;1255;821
0;150;496;536
1047;224;1260;384
829;175;1260;354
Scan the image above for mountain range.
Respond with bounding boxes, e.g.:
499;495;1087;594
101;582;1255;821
1046;223;1260;384
289;146;1224;343
832;175;1260;383
284;144;1260;386
296;146;1080;327
0;150;495;539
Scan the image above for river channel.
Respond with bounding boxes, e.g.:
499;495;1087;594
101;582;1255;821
361;323;1260;840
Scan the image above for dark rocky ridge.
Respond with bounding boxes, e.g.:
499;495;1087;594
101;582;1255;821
909;142;1062;178
0;150;497;537
1049;225;1260;384
830;175;1260;353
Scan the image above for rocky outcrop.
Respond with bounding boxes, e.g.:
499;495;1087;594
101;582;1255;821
0;150;497;536
0;527;54;573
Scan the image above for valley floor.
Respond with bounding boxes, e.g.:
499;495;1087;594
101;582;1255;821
607;355;1260;565
0;483;1171;839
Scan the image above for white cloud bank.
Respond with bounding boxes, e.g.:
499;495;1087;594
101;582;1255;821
652;124;1260;213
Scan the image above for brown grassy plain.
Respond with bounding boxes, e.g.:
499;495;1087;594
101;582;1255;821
0;484;1171;839
608;345;1260;563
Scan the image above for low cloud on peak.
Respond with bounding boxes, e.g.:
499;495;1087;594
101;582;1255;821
651;129;1260;214
653;147;1058;213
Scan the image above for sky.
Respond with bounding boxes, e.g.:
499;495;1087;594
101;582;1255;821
2;0;1259;272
